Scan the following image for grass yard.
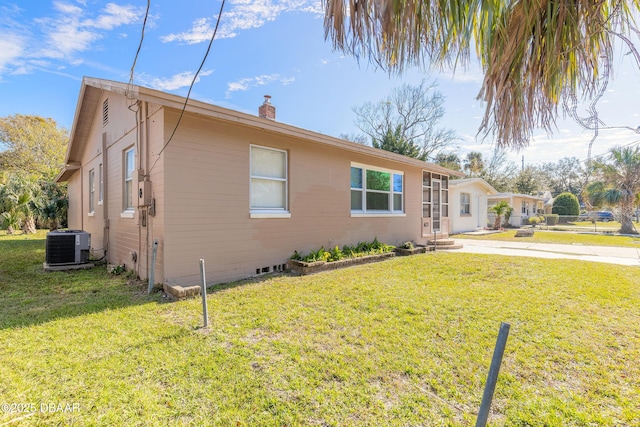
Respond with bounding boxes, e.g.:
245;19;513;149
1;232;639;426
453;229;640;248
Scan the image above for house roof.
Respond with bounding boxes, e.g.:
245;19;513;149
488;192;545;201
57;77;464;181
448;177;498;194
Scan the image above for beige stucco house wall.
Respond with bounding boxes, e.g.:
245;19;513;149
57;77;462;286
487;193;545;227
448;178;497;233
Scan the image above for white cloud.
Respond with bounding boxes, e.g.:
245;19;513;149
36;2;145;59
0;34;25;72
84;3;142;30
161;17;211;44
225;73;295;97
146;70;214;91
162;0;322;44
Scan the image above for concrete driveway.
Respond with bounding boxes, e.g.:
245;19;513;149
451;238;640;266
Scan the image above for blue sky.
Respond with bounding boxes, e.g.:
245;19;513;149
1;0;639;167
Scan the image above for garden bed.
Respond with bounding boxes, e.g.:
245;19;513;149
288;252;396;275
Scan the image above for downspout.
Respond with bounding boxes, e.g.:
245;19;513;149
143;101;151;282
102;133;109;261
136;101;143;279
80;166;84;231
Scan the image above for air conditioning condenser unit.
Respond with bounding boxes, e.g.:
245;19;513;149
45;230;91;266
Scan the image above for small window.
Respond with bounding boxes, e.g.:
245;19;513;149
460;193;470;215
250;145;288;213
89;169;95;213
124;147;135;211
102;99;109;126
98;163;103;203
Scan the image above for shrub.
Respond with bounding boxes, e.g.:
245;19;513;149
399;241;414;249
552;192;580;222
528;216;542;226
545;214;559;225
292;239;393;263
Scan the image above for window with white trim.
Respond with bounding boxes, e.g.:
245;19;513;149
250;145;288;213
124;147;135;211
350;165;403;213
98;163;103;204
460;192;470;215
89;169;95;213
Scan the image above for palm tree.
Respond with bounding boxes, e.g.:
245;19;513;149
0;174;38;234
490;201;511;230
585;146;640;234
322;1;639;149
434;152;461;172
463;152;484;177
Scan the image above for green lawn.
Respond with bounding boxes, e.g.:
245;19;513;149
453;229;640;248
1;231;639;426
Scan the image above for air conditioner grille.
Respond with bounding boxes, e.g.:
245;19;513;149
45;230;91;265
46;234;76;264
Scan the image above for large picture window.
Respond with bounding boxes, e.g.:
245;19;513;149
460;192;470;215
124;147;135;211
250;145;288;214
351;164;403;214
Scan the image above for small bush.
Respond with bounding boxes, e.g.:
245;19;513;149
528;216;543;226
399;241;414;249
545;214;559;225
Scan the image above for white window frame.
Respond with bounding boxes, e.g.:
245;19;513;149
460;192;471;215
250;145;290;218
88;169;95;215
350;163;405;217
98;163;103;205
123;147;135;216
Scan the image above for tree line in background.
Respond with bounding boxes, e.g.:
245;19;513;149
0;114;69;234
345;81;640;234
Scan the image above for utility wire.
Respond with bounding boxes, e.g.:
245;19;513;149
127;0;151;103
148;0;226;175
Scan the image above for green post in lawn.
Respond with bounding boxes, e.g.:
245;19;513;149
148;239;158;294
199;258;209;329
476;322;511;427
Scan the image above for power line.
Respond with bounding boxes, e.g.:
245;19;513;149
148;0;226;175
127;0;151;101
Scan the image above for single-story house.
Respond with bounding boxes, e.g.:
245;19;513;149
538;191;554;214
56;77;463;286
488;193;545;227
448;178;498;233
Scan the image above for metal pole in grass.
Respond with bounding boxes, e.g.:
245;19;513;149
475;322;511;427
147;239;158;294
199;259;209;328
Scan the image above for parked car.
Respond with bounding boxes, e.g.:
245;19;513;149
587;211;614;222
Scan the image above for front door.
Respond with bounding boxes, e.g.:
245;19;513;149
432;179;441;233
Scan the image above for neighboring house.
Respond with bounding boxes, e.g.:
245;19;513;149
448;178;497;233
56;77;463;287
488;193;545;227
537;190;554;214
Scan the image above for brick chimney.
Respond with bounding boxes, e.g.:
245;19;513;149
258;95;276;120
